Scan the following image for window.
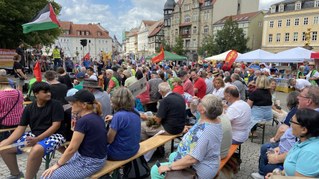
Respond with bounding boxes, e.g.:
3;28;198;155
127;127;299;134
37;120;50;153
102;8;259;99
293;32;298;41
286;19;291;26
276;33;281;42
184;4;190;11
295;18;299;25
278;20;282;27
258;21;262;27
193;26;197;34
295;2;301;10
193;13;198;21
204;10;209;21
315;0;319;7
302;32;306;41
279;4;284;12
271;6;276;13
285;33;290;41
204;25;209;34
268;34;273;42
184;15;191;22
314;16;319;24
304;17;308;25
312;31;318;41
175;29;178;36
204;0;211;6
270;21;274;28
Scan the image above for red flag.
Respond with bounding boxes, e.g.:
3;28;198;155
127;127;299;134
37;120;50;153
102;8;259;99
311;52;319;59
152;46;164;63
223;50;238;68
83;53;90;61
33;61;42;82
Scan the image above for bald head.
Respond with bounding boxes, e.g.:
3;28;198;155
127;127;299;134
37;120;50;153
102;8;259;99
224;85;240;98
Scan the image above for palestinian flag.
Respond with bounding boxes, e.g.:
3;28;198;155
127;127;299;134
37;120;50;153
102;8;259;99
22;3;60;34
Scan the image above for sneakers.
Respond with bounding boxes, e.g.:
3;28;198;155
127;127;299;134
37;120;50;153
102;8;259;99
7;171;24;179
251;172;264;179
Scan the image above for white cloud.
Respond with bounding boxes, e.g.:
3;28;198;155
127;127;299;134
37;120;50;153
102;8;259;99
259;0;283;10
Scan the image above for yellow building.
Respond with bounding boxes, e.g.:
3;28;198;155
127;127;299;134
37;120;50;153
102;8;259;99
213;11;264;50
262;0;319;53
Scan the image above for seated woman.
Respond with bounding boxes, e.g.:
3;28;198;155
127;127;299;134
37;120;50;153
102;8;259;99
151;94;224;178
269;78;287;123
42;89;107;179
269;91;299;143
266;109;319;178
212;77;225;99
105;87;141;161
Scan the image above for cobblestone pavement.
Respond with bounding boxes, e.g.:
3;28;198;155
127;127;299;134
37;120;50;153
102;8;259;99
0;92;288;178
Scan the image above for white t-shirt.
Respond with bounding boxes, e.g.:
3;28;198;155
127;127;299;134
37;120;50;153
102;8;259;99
295;79;311;91
212;87;225;99
225;100;251;143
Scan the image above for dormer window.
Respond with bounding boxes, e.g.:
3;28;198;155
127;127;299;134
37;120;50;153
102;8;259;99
315;0;319;7
279;4;284;12
295;2;301;10
271;5;276;13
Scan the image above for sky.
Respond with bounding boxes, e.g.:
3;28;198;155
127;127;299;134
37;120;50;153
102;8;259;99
55;0;283;41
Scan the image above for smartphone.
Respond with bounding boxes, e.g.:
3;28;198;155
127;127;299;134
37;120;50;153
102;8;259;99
156;160;161;167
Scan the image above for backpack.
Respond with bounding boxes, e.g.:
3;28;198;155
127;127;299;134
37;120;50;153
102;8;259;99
123;156;150;179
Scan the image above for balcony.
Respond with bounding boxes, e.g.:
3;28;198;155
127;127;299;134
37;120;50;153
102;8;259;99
181;33;191;38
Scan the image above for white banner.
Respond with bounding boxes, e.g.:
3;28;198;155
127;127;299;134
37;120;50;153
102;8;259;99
128;77;147;97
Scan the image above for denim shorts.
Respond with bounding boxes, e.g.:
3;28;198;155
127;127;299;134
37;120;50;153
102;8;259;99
15;131;65;155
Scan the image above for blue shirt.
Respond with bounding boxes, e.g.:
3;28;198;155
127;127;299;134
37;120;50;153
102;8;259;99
284;137;319;177
107;110;141;160
75;113;107;159
278;128;296;154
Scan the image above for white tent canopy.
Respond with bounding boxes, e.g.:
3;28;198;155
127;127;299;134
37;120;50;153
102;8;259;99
235;49;275;63
263;47;314;63
205;50;242;61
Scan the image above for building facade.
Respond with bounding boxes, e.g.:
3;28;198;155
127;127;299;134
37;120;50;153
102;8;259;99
56;21;112;59
163;0;259;59
137;20;157;57
148;20;165;54
213;11;264;50
262;0;319;52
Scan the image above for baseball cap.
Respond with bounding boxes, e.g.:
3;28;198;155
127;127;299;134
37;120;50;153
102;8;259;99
65;89;95;104
76;72;85;79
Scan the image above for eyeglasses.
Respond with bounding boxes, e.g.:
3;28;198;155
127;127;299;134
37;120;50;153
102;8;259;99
289;119;301;126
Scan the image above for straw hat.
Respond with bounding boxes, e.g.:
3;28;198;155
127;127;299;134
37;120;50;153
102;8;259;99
309;61;316;66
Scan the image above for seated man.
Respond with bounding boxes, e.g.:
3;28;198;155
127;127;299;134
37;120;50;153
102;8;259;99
224;86;251;144
0;82;65;179
141;82;186;141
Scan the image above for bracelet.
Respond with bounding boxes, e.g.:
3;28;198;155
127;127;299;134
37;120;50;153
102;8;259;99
56;161;63;167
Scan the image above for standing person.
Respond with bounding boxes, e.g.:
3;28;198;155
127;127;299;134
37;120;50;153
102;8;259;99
13;54;27;92
201;71;213;94
247;75;273;133
104;88;141;160
178;70;194;96
306;62;319;86
52;46;61;71
42;90;107;179
190;69;206;99
86;67;98;81
0;77;24;141
0;82;65;179
105;69;120;95
16;43;25;67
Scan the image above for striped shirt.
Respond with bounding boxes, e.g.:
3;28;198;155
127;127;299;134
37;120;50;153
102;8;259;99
0;90;24;126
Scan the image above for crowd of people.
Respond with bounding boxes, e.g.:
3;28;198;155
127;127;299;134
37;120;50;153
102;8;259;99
0;53;319;179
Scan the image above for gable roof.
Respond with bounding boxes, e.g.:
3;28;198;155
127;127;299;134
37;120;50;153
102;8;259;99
59;21;111;39
213;11;261;25
148;20;164;37
142;20;157;27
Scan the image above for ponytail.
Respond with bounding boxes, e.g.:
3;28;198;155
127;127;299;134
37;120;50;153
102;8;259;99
93;100;102;116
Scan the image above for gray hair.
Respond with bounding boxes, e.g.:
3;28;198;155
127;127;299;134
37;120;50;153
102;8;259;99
158;82;171;93
0;69;7;76
234;68;241;74
286;91;299;110
306;86;319;106
106;69;113;75
201;94;223;120
231;73;240;81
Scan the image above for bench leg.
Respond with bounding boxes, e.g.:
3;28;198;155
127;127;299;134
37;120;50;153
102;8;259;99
262;124;265;144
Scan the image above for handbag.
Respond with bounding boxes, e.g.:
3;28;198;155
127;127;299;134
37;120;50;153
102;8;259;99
0;90;20;125
165;167;198;179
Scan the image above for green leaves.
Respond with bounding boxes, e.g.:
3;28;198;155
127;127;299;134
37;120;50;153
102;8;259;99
0;0;62;48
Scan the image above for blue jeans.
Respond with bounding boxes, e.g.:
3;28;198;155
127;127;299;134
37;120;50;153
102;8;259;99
258;142;282;175
54;58;62;70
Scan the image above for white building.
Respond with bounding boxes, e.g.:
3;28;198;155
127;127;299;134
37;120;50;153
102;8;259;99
137;20;157;56
55;21;112;59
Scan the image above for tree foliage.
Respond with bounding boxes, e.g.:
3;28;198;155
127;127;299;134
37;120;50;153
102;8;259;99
213;18;249;54
197;35;216;58
0;0;62;49
172;36;184;55
155;39;171;53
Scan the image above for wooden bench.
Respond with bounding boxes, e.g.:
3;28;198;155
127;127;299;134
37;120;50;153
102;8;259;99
218;144;240;171
90;134;179;179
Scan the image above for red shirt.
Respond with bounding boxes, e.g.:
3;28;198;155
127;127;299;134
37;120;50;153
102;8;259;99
173;85;184;95
194;78;207;99
0;90;24;126
183;79;194;96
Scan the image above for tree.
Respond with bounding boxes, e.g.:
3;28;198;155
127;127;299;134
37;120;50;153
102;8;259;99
172;36;184;55
155;39;171;53
213;18;249;54
0;0;62;49
197;35;216;58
